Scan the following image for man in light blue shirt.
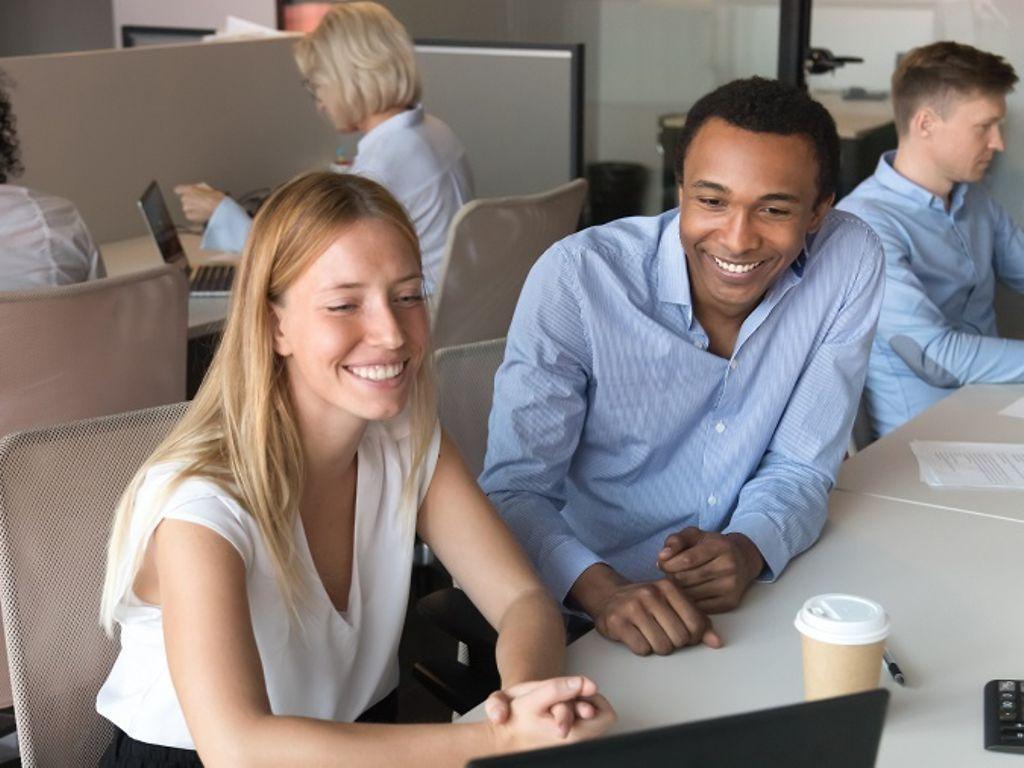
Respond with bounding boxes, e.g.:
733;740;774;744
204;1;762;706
837;42;1022;437
481;78;884;657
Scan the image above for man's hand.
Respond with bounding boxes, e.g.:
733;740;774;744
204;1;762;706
568;564;722;656
174;182;227;224
657;527;764;613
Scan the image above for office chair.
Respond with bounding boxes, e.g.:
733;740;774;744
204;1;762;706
431;179;587;350
0;402;188;767
412;339;506;713
0;265;188;439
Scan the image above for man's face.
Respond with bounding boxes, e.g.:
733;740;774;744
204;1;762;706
678;118;831;322
923;91;1006;184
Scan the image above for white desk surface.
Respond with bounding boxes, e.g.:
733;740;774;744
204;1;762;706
101;233;232;339
462;490;1024;766
838;384;1024;524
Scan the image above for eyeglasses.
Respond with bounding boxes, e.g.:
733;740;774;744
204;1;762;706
301;78;318;99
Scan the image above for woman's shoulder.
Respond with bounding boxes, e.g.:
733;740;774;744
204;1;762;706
134;463;255;562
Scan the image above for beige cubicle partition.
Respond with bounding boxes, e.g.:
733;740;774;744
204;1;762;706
1;37;583;243
1;36;335;243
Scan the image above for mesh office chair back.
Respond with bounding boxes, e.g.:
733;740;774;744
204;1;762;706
431;179;587;350
0;402;188;767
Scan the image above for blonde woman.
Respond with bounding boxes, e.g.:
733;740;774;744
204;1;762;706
175;1;473;292
96;172;612;767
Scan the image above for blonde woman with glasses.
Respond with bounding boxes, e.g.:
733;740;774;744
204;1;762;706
175;2;473;293
96;172;612;767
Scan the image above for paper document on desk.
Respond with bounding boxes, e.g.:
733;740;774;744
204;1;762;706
998;396;1024;419
910;440;1024;489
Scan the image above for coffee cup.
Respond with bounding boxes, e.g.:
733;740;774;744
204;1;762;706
794;593;890;701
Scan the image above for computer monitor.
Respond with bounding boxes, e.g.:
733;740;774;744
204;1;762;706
469;689;889;768
121;25;214;49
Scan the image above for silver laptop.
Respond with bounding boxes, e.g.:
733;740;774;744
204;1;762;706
137;180;235;296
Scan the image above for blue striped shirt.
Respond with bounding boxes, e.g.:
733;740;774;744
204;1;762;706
837;151;1024;437
480;209;884;603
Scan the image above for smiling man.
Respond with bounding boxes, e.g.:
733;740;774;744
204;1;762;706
837;42;1022;437
480;77;884;656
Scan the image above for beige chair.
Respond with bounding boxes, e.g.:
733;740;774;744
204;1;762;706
431;179;587;350
0;265;188;440
435;338;507;479
0;402;188;767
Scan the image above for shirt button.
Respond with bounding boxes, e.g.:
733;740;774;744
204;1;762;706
707;495;718;506
729;360;738;370
715;421;726;434
693;340;704;350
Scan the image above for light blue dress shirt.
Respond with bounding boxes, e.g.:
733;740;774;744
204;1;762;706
201;104;474;291
480;209;884;604
837;151;1024;437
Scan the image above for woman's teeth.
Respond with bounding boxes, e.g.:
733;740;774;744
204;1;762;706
348;362;405;381
713;255;763;274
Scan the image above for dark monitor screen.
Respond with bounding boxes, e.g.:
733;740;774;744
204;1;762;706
137;180;186;269
121;25;215;49
469;689;889;768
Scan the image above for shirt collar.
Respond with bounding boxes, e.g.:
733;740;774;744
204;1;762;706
873;150;966;212
357;104;424;154
655;211;693;315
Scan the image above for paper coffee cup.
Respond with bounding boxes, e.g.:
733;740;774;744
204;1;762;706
794;594;890;701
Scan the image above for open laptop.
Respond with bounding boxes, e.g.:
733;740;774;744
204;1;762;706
469;689;889;768
137;180;235;296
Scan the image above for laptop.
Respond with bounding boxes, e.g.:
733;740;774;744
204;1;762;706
137;180;235;296
468;689;889;768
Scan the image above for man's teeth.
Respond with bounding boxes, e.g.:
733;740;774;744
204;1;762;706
348;362;405;381
713;256;763;274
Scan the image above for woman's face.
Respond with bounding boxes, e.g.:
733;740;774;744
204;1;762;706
309;80;354;134
271;218;428;431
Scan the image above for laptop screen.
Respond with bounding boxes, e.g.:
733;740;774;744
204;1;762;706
468;689;889;768
138;180;187;269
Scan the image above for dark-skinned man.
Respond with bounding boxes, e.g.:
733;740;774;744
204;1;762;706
481;78;884;656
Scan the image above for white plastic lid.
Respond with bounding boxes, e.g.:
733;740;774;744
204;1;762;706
793;593;890;645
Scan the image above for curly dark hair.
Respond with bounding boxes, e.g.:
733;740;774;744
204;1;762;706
673;77;839;205
0;69;23;184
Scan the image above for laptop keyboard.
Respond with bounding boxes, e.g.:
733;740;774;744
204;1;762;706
190;264;235;294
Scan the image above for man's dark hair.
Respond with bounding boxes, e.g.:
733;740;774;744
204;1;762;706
892;41;1018;135
0;69;23;184
673;77;839;205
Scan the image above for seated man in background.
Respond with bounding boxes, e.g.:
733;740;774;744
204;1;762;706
0;71;105;291
481;77;884;657
838;42;1022;437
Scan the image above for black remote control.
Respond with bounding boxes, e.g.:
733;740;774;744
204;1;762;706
985;680;1024;753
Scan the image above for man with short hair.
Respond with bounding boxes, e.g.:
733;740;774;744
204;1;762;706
837;41;1022;437
481;78;883;657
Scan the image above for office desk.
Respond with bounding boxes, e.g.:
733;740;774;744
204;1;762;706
101;234;232;340
838;384;1024;523
462;491;1024;766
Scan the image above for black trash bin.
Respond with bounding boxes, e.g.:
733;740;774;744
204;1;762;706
586;161;648;226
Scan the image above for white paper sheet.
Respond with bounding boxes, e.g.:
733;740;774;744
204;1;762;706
998;396;1024;419
910;440;1024;489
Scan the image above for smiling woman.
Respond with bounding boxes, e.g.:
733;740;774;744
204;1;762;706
94;171;614;767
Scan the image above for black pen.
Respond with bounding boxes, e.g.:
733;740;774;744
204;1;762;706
883;649;906;685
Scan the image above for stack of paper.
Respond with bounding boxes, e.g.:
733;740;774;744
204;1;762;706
910;441;1024;489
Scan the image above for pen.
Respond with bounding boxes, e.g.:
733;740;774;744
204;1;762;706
883;649;906;685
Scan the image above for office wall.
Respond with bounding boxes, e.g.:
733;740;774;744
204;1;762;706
0;0;113;57
381;0;759;214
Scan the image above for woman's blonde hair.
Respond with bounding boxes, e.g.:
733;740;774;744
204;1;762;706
100;171;437;634
294;2;421;130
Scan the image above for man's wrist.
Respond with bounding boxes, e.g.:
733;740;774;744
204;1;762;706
566;563;626;618
726;532;765;583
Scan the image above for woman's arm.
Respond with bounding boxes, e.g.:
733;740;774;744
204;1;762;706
416;432;567;687
152;519;610;767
